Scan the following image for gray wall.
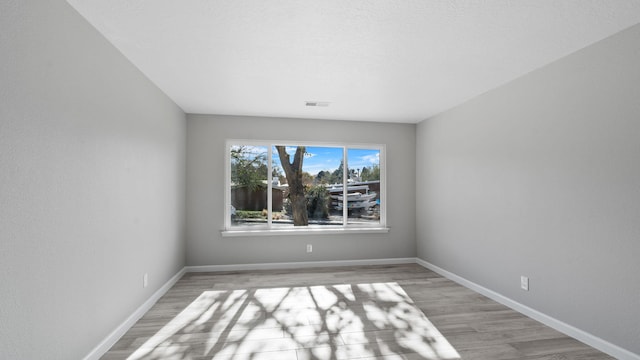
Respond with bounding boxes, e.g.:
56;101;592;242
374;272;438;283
186;115;416;266
0;1;186;359
416;24;640;354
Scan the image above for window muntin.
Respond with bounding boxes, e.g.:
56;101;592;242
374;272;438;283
226;141;385;231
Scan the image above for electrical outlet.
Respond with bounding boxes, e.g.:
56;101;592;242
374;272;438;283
306;244;313;253
143;273;148;288
520;276;529;291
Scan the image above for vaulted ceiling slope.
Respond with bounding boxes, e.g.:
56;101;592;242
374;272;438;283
66;0;640;123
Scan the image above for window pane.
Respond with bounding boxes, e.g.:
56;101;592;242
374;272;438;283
272;145;344;227
346;148;381;225
230;145;269;228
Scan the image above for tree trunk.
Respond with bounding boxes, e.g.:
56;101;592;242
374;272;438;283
276;146;308;226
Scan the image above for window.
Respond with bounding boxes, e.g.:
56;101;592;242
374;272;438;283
225;140;386;234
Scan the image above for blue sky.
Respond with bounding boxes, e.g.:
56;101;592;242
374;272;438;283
276;146;379;176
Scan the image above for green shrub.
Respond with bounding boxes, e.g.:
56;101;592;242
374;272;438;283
306;185;330;219
234;210;265;219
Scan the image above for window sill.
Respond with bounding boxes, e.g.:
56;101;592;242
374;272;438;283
221;227;390;237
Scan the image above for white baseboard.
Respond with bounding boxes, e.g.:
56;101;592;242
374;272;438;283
414;258;640;360
186;257;416;272
83;267;186;360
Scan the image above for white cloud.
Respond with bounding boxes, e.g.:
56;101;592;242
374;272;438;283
230;145;267;157
280;146;314;158
361;153;380;164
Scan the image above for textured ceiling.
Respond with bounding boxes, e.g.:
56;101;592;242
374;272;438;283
66;0;640;123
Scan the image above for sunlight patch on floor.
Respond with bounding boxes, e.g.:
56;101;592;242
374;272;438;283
127;282;460;360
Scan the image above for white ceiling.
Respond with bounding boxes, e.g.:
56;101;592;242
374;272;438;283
66;0;640;123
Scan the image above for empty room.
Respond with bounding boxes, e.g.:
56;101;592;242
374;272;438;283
2;1;640;359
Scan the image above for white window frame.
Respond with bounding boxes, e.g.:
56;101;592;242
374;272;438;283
222;139;389;236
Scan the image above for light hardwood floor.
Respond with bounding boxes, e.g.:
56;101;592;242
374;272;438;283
102;264;613;360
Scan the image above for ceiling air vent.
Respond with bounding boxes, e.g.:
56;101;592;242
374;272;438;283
305;101;330;107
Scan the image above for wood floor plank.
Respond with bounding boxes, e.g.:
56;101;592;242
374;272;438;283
101;264;613;359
